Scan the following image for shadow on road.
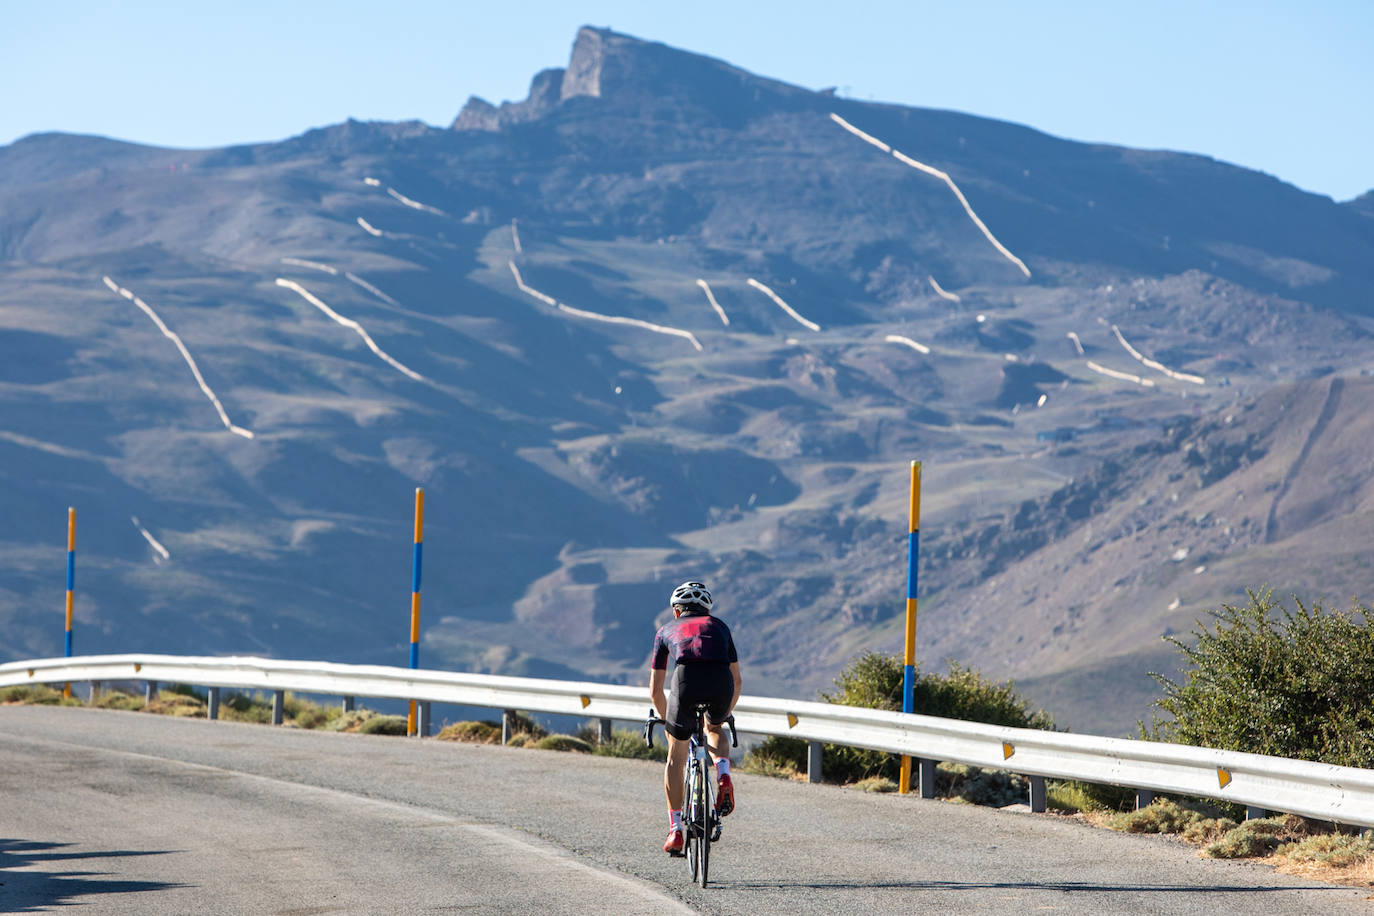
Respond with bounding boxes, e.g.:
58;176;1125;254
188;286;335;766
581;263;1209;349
0;838;187;913
719;878;1347;895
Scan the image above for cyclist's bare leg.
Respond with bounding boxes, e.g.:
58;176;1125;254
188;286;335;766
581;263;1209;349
704;722;730;764
664;732;688;811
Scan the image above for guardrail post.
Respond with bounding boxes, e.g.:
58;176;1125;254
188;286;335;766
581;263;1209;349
342;696;355;713
919;759;937;799
89;681;101;704
1136;789;1155;809
145;681;157;705
502;709;516;745
1028;775;1047;813
598;718;612;745
208;687;220;720
1246;805;1267;821
272;690;284;725
418;702;431;737
807;741;822;784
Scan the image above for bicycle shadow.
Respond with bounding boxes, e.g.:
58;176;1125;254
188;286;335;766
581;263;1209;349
0;838;186;913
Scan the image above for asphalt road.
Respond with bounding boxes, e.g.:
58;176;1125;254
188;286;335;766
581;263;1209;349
1;706;1369;914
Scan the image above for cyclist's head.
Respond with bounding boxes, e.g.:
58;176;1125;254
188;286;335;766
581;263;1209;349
670;580;713;615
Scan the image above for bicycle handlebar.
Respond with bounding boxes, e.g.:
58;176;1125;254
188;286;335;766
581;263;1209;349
642;709;737;749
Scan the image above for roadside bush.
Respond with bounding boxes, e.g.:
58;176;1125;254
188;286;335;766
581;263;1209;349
357;715;408;736
534;734;593;753
741;735;806;779
594;728;667;761
1204;816;1308;859
91;689;144;711
747;652;1055;786
1;685;82;706
1149;589;1374;768
1109;798;1235;843
503;710;547;744
937;762;1029;807
1279;832;1374;868
437;721;502;744
145;693;205;717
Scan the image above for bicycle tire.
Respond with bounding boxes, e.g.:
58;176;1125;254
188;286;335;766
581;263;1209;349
685;759;701;881
697;758;711;887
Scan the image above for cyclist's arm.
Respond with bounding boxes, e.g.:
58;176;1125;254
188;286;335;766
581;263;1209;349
649;666;668;719
727;661;741;715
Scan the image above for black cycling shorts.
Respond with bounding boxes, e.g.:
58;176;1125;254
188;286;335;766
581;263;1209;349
665;663;734;740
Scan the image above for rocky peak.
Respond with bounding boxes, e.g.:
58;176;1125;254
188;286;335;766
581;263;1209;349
453;26;814;131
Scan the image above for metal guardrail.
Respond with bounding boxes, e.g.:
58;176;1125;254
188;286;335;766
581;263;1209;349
5;653;1374;827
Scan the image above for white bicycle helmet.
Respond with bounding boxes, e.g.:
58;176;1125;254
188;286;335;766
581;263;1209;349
670;580;713;612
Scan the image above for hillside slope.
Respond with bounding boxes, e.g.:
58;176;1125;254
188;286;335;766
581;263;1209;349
1;27;1371;731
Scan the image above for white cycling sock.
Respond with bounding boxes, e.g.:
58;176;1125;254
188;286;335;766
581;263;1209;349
716;758;730;777
669;809;683;831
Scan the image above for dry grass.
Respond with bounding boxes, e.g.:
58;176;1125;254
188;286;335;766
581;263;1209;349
437;720;502;743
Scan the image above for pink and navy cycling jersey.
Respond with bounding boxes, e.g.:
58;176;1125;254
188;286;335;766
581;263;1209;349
650;612;738;669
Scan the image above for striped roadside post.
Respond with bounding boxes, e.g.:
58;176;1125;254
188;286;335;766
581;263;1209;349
64;507;76;698
899;462;921;794
407;488;424;736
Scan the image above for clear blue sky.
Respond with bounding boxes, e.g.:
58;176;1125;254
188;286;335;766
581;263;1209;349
3;1;1370;200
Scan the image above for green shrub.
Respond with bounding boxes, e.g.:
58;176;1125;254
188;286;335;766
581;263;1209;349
357;715;408;736
1;685;82;706
503;711;547;743
594;728;667;761
291;702;337;730
222;692;272;724
937;762;1029;807
437;720;502;743
91;689;144;711
799;652;1054;785
1279;832;1374;867
506;734;530;748
1107;797;1241;844
1149;589;1374;767
1204;816;1306;859
145;693;205;717
534;734;593;753
1047;780;1136;813
853;776;898;793
741;735;806;778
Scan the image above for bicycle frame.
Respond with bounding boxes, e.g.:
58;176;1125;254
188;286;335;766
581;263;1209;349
644;706;737;888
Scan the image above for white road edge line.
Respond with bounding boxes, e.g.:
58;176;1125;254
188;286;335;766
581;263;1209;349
130;516;170;560
2;729;694;915
102;276;255;439
1111;324;1205;385
695;279;730;326
747;277;821;332
885;334;931;355
508;262;703;351
830;112;1032;278
275;278;425;381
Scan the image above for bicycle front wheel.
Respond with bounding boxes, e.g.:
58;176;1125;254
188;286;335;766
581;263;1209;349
696;759;712;887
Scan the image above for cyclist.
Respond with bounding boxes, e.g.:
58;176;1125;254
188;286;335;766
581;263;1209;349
649;580;742;855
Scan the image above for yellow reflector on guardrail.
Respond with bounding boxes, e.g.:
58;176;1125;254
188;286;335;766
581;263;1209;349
787;713;799;728
579;695;591;708
1218;768;1233;789
1003;742;1015;760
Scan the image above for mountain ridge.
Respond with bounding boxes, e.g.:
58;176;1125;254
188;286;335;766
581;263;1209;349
1;27;1371;732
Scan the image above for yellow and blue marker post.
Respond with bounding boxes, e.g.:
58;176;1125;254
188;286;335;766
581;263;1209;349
407;488;424;736
64;507;75;698
899;462;921;794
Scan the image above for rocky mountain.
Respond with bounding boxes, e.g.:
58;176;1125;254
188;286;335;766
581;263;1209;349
2;27;1371;732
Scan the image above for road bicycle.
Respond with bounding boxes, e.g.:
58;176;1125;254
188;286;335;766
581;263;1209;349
644;705;737;887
